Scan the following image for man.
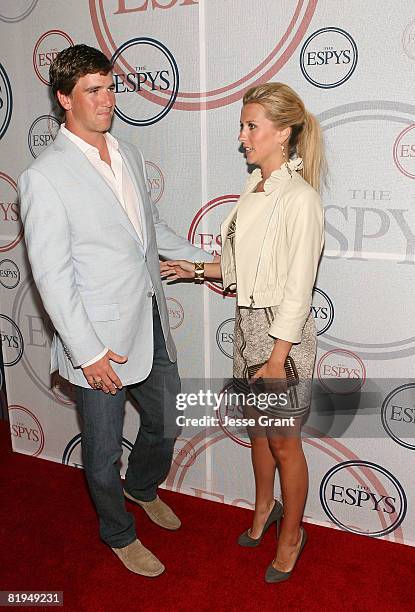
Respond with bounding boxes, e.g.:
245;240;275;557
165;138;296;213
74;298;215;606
18;44;211;577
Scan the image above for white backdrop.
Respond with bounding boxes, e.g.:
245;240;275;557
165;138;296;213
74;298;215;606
1;0;414;546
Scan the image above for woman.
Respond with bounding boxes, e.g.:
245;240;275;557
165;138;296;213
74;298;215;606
161;83;325;583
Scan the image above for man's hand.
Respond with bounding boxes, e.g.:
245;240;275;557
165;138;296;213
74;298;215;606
82;350;128;394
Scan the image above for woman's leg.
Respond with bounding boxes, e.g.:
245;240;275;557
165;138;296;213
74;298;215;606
267;420;308;570
248;435;278;538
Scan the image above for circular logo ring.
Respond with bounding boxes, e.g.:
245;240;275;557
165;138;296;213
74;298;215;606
0;63;13;139
28;114;61;158
317;101;415;359
393;123;415;179
0;172;23;252
0;258;20;289
216;318;235;359
317;348;366;395
0;314;24;366
313;287;334;336
111;37;179;127
8;404;45;457
300;27;358;89
188;194;238;297
320;460;407;537
62;433;133;465
90;0;318;110
0;0;38;23
33;30;74;86
381;383;415;451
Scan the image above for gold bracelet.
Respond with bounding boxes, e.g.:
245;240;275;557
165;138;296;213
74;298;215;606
194;261;205;284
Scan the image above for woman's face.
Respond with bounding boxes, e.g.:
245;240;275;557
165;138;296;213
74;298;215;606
239;102;284;170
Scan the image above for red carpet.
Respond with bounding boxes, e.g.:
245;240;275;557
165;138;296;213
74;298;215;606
1;419;414;612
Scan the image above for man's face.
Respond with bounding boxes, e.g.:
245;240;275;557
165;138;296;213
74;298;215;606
59;71;115;136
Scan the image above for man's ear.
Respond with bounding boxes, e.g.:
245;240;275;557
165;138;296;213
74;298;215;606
57;90;72;112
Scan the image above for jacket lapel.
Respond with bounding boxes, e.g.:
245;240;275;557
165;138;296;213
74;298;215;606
54;131;145;250
118;143;149;250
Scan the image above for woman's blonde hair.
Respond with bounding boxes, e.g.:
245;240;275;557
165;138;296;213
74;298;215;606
243;82;325;192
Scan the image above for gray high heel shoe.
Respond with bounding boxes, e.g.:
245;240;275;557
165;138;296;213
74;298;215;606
238;499;283;547
265;527;307;583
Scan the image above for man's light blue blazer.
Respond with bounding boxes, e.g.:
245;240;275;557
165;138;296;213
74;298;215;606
18;131;212;388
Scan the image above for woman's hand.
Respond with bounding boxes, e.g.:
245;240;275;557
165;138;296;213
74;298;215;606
251;360;287;393
160;260;195;281
160;260;223;281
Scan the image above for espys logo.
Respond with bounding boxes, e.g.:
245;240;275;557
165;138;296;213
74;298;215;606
33;30;74;85
111;37;179;126
0;259;20;289
0;314;23;366
320;460;407;537
317;349;365;395
0;1;38;23
145;160;165;204
317;100;415;360
217;382;250;448
300;27;358;88
0;172;23;252
381;383;415;451
51;375;76;406
188;195;238;297
62;433;133;471
8;405;45;456
402;20;415;60
173;437;196;467
90;0;317;110
216;318;235;359
311;287;334;335
166;297;184;329
12;278;65;404
393;124;415;179
0;63;12;139
28;115;60;158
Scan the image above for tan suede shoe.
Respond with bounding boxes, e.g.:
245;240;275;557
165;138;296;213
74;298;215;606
111;539;165;577
124;490;181;530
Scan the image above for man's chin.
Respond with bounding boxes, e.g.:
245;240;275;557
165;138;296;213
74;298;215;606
98;119;113;132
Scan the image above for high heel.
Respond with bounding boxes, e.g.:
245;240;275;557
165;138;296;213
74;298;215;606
238;499;283;547
265;527;307;583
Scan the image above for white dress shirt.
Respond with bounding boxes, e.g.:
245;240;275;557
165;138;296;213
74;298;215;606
60;125;144;368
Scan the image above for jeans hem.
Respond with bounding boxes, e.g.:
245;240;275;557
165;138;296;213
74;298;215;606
106;533;137;549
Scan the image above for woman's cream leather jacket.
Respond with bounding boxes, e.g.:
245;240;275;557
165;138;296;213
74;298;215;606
220;158;324;344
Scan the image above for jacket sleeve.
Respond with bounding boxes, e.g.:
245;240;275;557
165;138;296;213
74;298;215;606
18;168;106;367
138;150;214;263
268;187;324;343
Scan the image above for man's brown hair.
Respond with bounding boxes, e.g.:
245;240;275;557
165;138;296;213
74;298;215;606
49;44;113;109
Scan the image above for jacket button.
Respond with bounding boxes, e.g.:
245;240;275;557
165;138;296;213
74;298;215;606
147;290;153;297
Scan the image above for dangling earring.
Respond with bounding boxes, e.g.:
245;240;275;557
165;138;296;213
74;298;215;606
281;144;292;176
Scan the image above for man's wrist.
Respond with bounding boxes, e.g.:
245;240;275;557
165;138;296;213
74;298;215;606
81;347;108;369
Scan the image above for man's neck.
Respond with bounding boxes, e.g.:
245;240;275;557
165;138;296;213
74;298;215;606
65;122;106;150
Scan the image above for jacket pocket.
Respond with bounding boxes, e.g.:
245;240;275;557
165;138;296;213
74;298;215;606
83;302;120;322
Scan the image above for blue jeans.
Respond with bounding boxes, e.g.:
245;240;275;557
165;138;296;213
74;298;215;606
75;302;180;547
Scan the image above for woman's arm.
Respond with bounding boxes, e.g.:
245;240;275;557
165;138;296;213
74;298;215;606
160;259;223;281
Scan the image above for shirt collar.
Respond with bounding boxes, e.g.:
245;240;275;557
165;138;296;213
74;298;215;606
60;124;119;156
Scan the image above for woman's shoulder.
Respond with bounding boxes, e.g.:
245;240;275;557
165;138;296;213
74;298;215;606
283;172;321;208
